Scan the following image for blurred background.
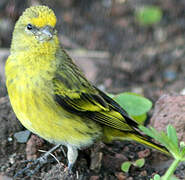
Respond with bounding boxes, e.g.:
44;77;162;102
1;0;185;101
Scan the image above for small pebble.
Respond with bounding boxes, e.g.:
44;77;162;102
138;149;151;158
0;174;13;180
163;70;177;82
9;153;17;165
89;175;99;180
7;137;12;142
14;130;31;143
140;170;147;176
115;172;127;180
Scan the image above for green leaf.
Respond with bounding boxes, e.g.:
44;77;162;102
113;92;152;116
121;161;131;173
139;125;170;148
160;131;176;152
153;174;161;180
132;113;147;125
139;125;182;158
136;6;162;26
139;125;158;140
167;125;179;150
180;141;185;149
134;158;145;168
181;147;185;159
168;175;180;180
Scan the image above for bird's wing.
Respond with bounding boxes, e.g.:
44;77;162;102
52;61;138;132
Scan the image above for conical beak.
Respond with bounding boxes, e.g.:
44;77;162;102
37;25;54;41
41;26;53;39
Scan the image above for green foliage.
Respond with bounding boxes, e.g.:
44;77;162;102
121;158;145;173
139;125;185;159
132;114;147;125
139;125;185;180
113;92;152;116
170;175;182;180
134;158;145;168
150;174;180;180
151;174;161;180
113;92;152;124
121;161;131;173
135;6;162;26
167;125;178;150
111;91;184;179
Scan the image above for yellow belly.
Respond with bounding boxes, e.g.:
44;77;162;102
7;77;102;148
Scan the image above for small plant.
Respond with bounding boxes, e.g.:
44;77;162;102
152;174;161;180
121;158;145;173
135;6;163;26
110;93;185;179
139;125;185;180
151;174;180;180
112;92;152;124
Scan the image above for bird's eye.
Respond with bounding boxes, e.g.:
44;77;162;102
27;24;33;30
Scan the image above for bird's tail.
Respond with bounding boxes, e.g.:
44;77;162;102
103;127;170;156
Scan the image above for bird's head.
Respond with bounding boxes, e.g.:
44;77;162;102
17;5;57;42
11;5;59;53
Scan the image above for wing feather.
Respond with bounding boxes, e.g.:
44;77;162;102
53;49;138;132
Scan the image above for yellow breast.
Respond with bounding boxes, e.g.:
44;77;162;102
6;54;102;147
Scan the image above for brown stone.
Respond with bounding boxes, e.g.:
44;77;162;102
150;94;185;142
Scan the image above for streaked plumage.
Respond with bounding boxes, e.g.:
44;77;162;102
6;5;169;171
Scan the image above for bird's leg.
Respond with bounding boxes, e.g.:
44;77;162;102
67;145;78;173
14;144;61;177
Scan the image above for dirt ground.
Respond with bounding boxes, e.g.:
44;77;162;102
0;0;185;179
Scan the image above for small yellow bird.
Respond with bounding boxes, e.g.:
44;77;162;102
6;5;169;173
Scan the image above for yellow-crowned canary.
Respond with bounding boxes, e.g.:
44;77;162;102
6;5;169;172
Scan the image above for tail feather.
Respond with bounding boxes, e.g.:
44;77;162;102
103;127;170;156
127;133;170;156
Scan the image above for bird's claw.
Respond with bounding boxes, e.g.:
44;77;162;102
63;163;74;175
14;155;49;178
14;144;61;178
